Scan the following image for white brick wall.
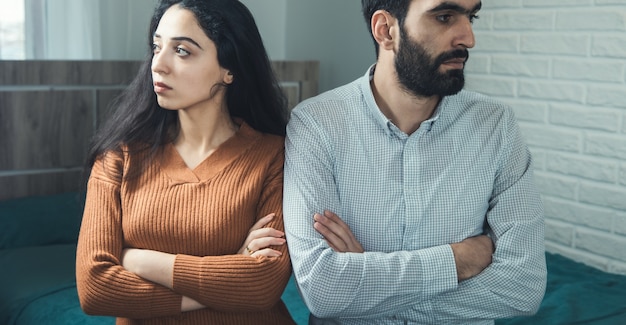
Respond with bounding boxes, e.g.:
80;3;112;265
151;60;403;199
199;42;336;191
466;0;626;275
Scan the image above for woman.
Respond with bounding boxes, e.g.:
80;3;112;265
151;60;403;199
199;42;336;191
75;0;294;324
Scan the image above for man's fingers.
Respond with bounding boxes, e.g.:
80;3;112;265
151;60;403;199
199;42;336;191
314;220;347;251
323;210;340;220
315;212;355;242
323;210;354;233
327;241;343;252
314;212;347;234
314;211;365;253
313;219;335;240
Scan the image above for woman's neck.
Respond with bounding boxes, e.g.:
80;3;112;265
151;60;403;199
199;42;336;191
174;103;239;169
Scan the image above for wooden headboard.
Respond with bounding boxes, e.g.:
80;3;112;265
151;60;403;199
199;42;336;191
0;60;319;200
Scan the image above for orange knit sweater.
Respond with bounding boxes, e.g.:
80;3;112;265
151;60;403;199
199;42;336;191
76;123;295;324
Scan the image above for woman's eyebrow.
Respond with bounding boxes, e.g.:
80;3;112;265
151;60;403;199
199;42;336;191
153;33;203;50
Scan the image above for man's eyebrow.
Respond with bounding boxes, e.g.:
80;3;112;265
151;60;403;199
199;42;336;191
153;33;203;50
427;1;482;14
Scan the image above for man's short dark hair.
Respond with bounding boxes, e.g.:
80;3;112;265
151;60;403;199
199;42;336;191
361;0;412;56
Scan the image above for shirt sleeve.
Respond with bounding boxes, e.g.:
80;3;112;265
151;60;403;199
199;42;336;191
76;152;183;319
283;108;459;319
428;109;547;321
172;143;292;312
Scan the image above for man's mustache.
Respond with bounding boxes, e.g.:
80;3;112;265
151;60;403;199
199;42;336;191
435;49;470;66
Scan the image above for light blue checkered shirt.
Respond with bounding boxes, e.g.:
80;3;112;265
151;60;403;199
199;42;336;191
283;66;547;325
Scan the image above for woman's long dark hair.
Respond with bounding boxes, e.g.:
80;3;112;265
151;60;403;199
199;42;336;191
84;0;287;176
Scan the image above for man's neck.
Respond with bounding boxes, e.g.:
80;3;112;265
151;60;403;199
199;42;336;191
370;67;440;135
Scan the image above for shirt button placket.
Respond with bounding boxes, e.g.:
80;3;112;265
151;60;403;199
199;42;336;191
402;135;421;248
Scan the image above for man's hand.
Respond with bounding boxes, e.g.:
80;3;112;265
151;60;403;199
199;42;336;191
313;210;364;253
450;235;494;282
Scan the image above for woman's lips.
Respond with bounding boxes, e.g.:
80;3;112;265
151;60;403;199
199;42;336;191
153;82;172;94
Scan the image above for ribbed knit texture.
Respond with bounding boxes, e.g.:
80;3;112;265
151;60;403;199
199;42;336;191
76;122;295;324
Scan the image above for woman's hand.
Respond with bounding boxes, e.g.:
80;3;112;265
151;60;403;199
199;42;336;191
238;213;286;257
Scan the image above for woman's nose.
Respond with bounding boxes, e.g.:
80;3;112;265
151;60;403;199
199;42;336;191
151;51;169;74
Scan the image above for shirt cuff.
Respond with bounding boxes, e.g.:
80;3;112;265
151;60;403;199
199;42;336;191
419;244;458;299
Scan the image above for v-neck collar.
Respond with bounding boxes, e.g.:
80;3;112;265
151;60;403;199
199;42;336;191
160;122;259;185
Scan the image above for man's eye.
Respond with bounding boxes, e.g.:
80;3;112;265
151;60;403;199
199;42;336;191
470;14;480;24
436;14;452;23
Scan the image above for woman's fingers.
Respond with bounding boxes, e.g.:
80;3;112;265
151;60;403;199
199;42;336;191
249;213;276;232
245;236;286;256
239;213;285;257
244;238;285;257
247;236;286;252
250;248;283;257
249;226;285;239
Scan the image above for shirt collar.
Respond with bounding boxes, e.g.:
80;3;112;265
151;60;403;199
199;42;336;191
360;64;395;137
360;64;445;137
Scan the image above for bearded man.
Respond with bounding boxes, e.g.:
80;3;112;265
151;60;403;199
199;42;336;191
283;1;547;324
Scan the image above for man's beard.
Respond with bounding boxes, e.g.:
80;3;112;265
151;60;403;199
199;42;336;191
395;27;469;98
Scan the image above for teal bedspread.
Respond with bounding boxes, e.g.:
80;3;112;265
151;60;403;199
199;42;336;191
0;244;114;325
283;253;626;325
496;253;626;325
1;193;625;324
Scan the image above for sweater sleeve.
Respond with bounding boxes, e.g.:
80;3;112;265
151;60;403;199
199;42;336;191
172;140;292;312
76;152;183;319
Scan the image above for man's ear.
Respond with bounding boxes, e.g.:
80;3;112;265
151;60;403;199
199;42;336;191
371;10;397;52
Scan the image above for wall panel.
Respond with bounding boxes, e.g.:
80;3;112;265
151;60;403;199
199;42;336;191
0;60;318;200
0;91;93;170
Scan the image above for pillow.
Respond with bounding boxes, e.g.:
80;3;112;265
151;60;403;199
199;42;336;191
0;192;84;249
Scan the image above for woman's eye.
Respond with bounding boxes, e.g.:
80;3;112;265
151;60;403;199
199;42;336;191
152;43;161;53
175;47;190;56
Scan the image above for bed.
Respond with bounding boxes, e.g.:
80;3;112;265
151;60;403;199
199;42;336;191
2;192;626;325
0;192;308;325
